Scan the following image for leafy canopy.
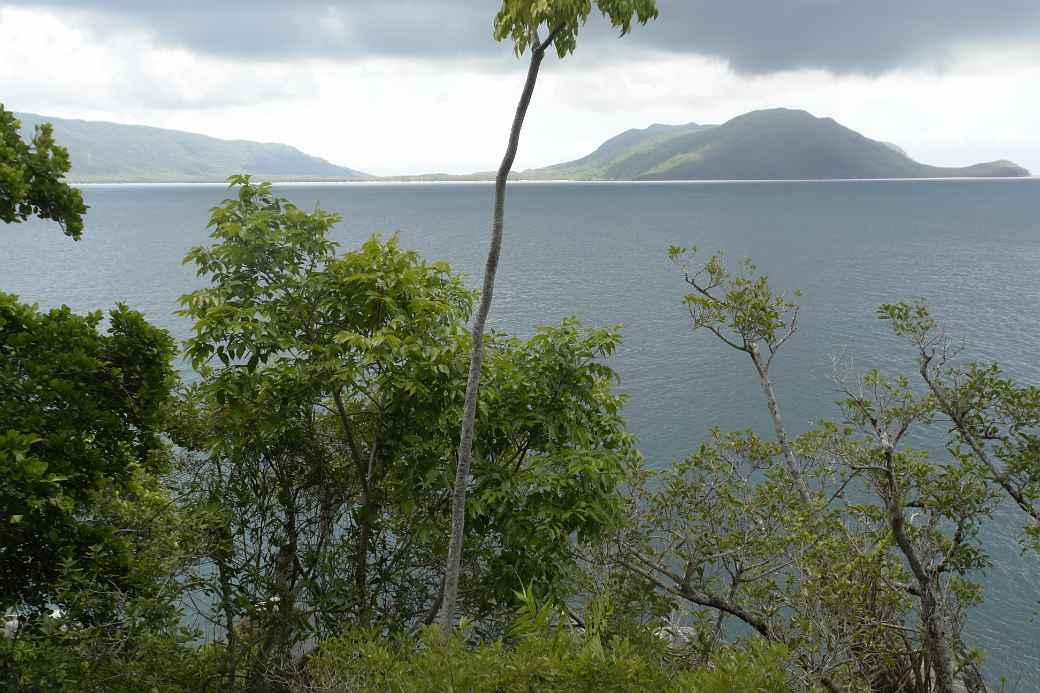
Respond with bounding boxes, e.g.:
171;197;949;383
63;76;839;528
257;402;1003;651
0;106;87;239
494;0;659;57
174;178;640;652
0;294;177;611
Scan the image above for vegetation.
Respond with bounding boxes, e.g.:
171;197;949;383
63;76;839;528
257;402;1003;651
1;114;193;691
442;0;659;634
0;297;177;611
303;588;789;693
1;106;87;238
2;8;1038;693
171;178;637;689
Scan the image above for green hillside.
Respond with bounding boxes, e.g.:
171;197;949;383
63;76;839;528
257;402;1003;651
518;122;713;179
520;108;1029;181
13;108;1028;183
14;112;369;182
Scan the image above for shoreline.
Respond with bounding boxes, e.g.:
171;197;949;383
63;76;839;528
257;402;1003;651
72;175;1039;187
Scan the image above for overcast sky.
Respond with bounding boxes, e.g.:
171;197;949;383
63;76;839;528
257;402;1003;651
2;1;1039;175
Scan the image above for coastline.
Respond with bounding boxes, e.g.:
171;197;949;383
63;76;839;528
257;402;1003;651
72;175;1039;187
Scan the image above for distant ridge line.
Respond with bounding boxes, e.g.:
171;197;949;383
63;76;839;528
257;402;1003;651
12;107;1030;183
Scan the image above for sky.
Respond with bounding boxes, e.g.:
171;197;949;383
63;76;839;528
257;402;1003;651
2;1;1039;176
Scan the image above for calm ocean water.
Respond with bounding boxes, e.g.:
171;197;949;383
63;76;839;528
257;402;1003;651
3;179;1039;684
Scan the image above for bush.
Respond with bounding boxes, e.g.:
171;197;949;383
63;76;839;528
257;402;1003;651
303;592;789;693
304;628;788;693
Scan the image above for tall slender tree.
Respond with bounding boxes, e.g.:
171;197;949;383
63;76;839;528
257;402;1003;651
440;0;659;633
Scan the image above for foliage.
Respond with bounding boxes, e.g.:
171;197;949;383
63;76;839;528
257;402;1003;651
0;115;198;690
0;105;87;239
494;0;658;58
0;293;177;611
0;465;203;692
303;589;788;693
605;252;1004;692
880;301;1040;549
667;247;800;352
173;178;638;687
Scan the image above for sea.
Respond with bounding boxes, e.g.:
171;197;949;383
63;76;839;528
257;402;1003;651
2;179;1038;685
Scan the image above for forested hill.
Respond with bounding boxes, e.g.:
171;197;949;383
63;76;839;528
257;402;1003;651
15;108;1029;183
514;108;1030;181
517;121;714;180
15;112;370;183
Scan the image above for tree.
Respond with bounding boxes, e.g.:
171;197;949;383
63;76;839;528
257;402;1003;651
0;296;177;611
668;247;809;502
175;178;638;688
1;463;200;693
610;250;998;692
442;0;659;635
830;367;994;693
881;301;1040;548
0;105;86;239
1;115;198;691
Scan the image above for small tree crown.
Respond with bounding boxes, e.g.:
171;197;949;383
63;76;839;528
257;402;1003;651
493;0;659;57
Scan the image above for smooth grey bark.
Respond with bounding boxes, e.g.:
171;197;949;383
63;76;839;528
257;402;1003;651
438;29;558;633
750;346;810;504
680;273;810;503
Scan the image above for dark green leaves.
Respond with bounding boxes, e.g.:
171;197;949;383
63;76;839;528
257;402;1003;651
175;178;638;635
0;293;176;609
0;105;87;240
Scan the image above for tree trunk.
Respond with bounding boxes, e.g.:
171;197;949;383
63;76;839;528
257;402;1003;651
215;533;240;689
750;348;810;503
882;444;957;693
438;36;551;633
920;586;957;693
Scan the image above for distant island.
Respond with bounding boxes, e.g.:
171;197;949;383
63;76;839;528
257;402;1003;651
14;112;371;183
16;108;1030;183
521;108;1031;181
408;109;1030;182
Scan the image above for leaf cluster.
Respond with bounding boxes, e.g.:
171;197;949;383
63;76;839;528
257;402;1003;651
172;179;641;674
0;293;177;611
304;594;788;693
494;0;658;57
0;105;87;239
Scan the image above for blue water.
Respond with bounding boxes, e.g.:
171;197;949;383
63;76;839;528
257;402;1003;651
2;179;1038;684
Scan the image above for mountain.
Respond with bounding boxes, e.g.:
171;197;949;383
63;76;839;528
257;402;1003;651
517;109;1029;181
516;122;714;179
14;108;1028;183
14;112;369;182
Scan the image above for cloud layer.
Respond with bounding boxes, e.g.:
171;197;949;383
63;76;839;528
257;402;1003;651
8;0;1040;73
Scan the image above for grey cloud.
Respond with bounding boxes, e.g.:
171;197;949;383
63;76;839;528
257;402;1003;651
6;0;1040;73
638;0;1040;74
5;1;498;60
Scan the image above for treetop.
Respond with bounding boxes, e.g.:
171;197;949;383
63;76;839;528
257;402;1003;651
493;0;658;57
